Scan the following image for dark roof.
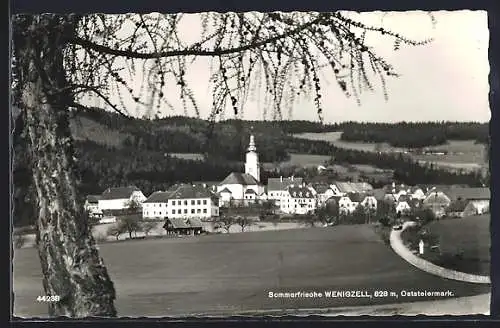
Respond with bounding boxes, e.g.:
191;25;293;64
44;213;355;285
100;186;141;200
144;191;171;203
310;183;330;194
447;199;470;212
267;177;303;191
86;195;101;203
288;186;314;198
218;188;232;194
245;189;257;194
445;187;490;201
188;217;204;228
398;195;411;203
165;217;204;229
169;184;216;199
348;193;365;203
166;218;190;229
220;172;261;186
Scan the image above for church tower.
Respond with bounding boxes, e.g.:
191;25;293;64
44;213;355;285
245;131;260;182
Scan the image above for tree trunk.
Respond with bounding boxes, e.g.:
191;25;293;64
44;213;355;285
12;14;117;317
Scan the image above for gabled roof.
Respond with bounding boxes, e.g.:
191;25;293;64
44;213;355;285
245;189;257;194
218;187;232;194
187;217;203;228
398;195;411;203
144;191;171;203
169;184;216;199
310;183;330;194
267;177;303;191
288;186;314;199
86;195;101;203
100;186;141;200
220;172;261;186
446;187;490;201
348;193;365;203
166;217;190;229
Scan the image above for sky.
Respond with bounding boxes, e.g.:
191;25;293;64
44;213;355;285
83;10;490;123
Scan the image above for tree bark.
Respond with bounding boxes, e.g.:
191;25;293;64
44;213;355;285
12;14;117;317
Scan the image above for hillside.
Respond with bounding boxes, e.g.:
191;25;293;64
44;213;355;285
13;107;487;227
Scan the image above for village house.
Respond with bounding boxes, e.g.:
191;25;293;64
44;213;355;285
84;195;102;218
309;183;336;207
267;176;304;206
383;182;408;202
280;185;316;215
142;191;171;219
216;134;265;205
142;184;219;220
327;194;355;215
408;186;426;200
395;195;412;216
422;189;452;218
445;187;490;215
163;217;204;236
98;186;147;212
360;193;378;211
446;199;473;218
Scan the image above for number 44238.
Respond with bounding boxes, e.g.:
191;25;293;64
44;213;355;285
36;295;60;302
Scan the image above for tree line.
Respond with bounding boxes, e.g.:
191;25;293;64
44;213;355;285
13;110;486;228
339;121;488;148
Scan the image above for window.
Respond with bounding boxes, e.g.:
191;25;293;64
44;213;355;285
191;200;195;205
203;200;207;205
197;200;201;205
184;209;188;214
191;209;195;214
184;200;188;205
172;209;176;214
197;209;201;213
203;209;207;214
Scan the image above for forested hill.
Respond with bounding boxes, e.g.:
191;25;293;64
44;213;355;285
13;107;487;227
339;122;489;148
72;107;489;149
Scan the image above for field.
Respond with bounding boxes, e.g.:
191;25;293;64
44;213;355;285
294;132;486;171
421;214;491;276
168;153;205;161
262;153;332;170
14;225;489;317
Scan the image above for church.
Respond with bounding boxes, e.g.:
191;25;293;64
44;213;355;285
217;132;266;206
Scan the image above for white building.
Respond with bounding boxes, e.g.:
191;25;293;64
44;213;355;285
360;194;378;211
217;133;265;204
84;195;102;216
280;185;317;215
98;186;147;212
142;184;219;220
267;176;304;206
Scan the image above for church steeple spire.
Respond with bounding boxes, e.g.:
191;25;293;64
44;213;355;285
248;133;256;152
245;126;260;182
